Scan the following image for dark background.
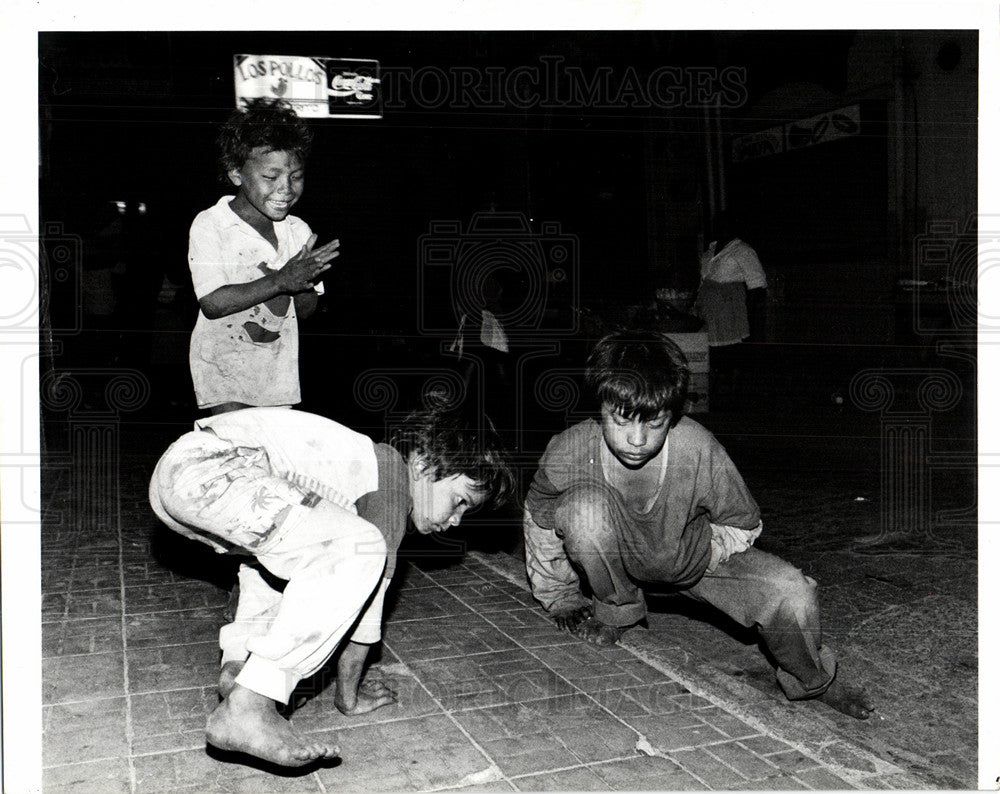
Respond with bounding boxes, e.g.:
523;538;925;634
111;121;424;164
38;30;978;446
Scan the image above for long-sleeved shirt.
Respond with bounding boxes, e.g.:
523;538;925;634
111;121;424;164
523;417;760;612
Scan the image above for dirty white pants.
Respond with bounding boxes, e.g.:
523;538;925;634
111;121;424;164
150;431;387;704
220;561;391;669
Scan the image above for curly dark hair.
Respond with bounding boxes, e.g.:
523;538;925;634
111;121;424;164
387;403;516;511
585;330;690;426
216;98;314;183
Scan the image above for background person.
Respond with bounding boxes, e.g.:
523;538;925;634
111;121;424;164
693;211;767;407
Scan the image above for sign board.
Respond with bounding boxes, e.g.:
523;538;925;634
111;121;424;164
731;126;785;164
234;55;382;119
731;103;861;163
784;104;860;151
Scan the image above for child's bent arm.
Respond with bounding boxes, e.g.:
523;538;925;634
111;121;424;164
198;237;338;319
199;272;295;319
334;641;397;715
523;507;589;614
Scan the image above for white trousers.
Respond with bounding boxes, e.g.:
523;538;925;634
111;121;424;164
150;433;387;704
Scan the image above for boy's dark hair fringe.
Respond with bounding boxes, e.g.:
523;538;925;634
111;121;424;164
217;98;314;183
584;330;690;426
387;401;516;511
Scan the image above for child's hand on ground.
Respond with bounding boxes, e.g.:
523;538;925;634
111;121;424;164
551;605;593;632
335;677;398;716
273;234;340;293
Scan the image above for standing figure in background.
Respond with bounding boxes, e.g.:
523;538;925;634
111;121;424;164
693;211;767;408
450;272;514;443
188;97;340;416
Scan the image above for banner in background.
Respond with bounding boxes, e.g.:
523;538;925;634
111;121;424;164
731;103;860;163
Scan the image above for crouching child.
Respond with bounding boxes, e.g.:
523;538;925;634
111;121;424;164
149;405;513;766
522;331;875;720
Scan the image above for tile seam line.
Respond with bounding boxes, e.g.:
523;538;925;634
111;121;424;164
121;606;229;618
465;550;909;789
287;707;449;732
429;749;737;791
44;582;209;599
45;684;214;705
117;481;139;794
417;568;720;791
499;751;814;789
380;638;512;791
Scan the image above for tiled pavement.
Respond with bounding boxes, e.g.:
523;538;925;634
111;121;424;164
36;447;941;794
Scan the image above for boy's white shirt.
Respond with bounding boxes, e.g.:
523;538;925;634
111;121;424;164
189;195;325;299
195;407;378;511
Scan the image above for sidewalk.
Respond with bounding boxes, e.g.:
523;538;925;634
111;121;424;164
38;386;980;793
40;447;941;794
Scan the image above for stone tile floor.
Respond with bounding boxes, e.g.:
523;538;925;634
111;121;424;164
37;451;914;794
32;395;981;792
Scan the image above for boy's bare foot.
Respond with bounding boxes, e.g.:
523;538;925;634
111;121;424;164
575;616;627;646
335;677;398;716
817;677;876;720
218;661;244;700
206;683;339;767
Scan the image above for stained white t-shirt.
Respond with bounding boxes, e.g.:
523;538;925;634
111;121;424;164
187;196;321;408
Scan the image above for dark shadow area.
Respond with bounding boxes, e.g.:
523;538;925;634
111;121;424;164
205;744;343;775
150;523;242;592
643;592;761;648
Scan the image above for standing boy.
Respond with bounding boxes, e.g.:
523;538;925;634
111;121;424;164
149;405;513;766
522;331;875;720
188;98;340;414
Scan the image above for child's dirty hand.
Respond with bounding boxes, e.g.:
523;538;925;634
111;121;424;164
552;605;593;633
335;678;397;716
274;234;340;293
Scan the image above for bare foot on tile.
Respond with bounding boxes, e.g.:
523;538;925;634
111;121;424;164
206;684;338;767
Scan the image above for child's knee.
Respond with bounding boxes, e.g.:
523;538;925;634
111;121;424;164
554;484;619;552
768;566;819;613
554;483;615;529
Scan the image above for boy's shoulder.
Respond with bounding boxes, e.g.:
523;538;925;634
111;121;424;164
542;418;601;460
672;415;713;441
669;416;732;461
191;196;238;229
